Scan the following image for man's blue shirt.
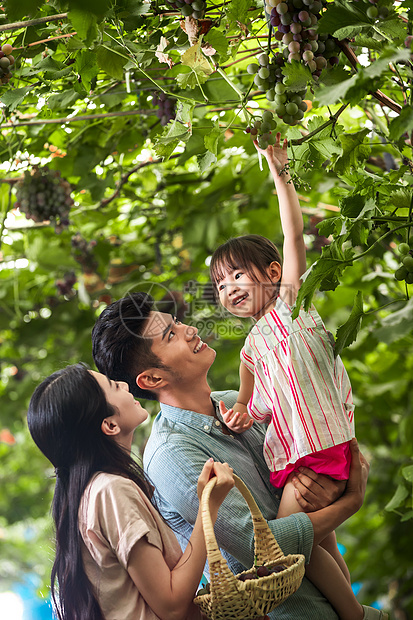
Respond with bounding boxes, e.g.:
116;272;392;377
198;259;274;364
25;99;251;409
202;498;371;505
143;390;338;619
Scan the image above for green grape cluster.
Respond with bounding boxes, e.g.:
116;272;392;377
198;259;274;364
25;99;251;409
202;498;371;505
165;0;206;19
245;109;278;149
15;167;74;233
0;42;15;85
247;53;308;126
395;240;413;285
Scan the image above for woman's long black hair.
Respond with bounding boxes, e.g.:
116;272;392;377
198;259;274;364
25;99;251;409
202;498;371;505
27;363;153;620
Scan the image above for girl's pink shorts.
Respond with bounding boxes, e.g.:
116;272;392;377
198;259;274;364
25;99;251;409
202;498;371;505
270;441;352;489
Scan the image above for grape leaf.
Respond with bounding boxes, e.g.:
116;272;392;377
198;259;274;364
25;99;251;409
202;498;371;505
334;291;364;357
389;106;413;141
75;51;99;92
316;217;342;238
334;129;371;174
317;0;370;36
96;45;128;81
0;87;33;111
385;484;409;513
282;61;312;92
204;124;221;157
402;465;413;483
315;74;359;107
198;151;217;173
374;297;413;344
4;0;42;20
204;29;229;58
48;89;80;111
68;9;98;44
177;42;213;90
226;0;253;25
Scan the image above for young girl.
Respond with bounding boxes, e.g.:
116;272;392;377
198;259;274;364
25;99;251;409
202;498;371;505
27;363;235;620
210;136;387;620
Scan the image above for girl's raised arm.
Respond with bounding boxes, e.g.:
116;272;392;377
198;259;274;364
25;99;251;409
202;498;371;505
255;136;306;305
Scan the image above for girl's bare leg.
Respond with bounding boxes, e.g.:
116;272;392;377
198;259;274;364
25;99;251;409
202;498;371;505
277;479;363;620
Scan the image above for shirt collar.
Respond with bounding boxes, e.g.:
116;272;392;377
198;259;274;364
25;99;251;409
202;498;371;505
159;395;224;432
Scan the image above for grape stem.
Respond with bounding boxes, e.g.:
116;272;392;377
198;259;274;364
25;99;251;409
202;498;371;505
290;104;348;146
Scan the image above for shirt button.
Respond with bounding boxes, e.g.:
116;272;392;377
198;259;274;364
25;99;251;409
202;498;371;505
215;420;221;426
203;425;209;431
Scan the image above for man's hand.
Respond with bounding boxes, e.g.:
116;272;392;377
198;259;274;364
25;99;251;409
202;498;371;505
291;439;369;512
291;469;346;512
219;400;254;434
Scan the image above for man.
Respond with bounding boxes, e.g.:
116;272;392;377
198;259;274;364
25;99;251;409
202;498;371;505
92;292;369;620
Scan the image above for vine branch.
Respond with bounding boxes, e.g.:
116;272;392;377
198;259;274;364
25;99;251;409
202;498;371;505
0;13;68;33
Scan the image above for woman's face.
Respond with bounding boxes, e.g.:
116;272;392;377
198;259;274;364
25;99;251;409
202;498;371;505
90;371;149;435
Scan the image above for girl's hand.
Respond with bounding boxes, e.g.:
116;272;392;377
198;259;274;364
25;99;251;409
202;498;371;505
254;133;289;176
197;460;235;521
219;400;254;433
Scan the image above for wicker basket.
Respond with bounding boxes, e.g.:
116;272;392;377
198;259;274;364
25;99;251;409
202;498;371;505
193;474;305;620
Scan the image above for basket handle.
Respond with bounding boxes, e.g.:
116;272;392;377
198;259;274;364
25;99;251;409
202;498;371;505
201;474;285;567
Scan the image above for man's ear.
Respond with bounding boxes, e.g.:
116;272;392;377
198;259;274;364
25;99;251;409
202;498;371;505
136;369;169;392
101;416;121;437
267;261;282;283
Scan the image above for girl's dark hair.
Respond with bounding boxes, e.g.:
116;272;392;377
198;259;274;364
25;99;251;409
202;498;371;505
27;363;153;620
210;234;282;290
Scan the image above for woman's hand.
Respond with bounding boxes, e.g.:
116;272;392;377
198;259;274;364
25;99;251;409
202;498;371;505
197;459;235;522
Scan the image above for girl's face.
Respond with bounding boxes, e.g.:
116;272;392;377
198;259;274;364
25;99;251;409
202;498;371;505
90;371;149;437
216;262;281;320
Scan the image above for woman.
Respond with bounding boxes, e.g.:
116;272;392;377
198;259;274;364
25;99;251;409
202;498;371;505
27;363;234;620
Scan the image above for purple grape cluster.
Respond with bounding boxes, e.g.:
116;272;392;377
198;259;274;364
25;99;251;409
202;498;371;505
165;0;207;19
71;233;98;274
152;91;176;126
0;42;15;85
247;52;308;126
56;272;77;297
266;0;341;75
15;167;74;232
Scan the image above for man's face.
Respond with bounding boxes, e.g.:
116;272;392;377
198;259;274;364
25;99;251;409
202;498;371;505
142;311;216;382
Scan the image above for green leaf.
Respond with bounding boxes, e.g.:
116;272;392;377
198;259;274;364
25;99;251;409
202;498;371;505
68;9;98;45
198;151;217;173
402;465;413;483
340;194;365;218
204;124;221;157
282;61;312;92
317;0;370;36
334;291;364;357
316;74;358;107
0;86;33;112
75;50;99;92
316;217;342;238
374;298;413;345
334;130;371;174
4;0;42;20
226;0;253;25
385;484;409;512
48;89;80;111
96;45;128;81
204;29;229;58
389;106;413;141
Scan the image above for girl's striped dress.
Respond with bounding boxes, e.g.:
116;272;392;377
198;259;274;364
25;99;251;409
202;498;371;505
241;297;355;486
